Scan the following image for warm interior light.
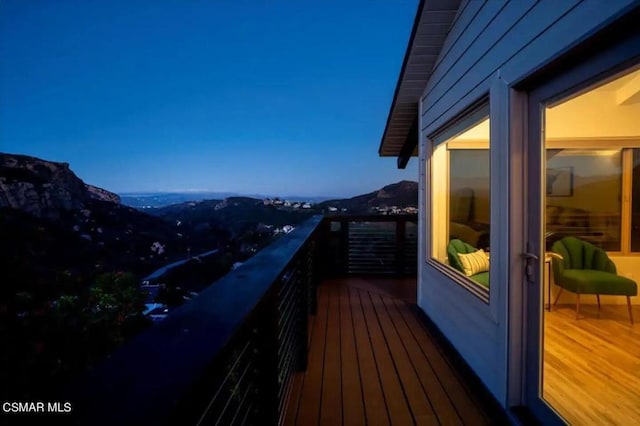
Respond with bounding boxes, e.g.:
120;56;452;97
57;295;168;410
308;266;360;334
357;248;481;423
554;149;621;156
447;118;490;149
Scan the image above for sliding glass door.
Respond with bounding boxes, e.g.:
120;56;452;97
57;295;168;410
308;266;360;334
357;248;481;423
523;34;640;424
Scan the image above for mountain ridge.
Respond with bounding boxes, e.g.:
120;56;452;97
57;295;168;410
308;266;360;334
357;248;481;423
0;153;121;219
319;180;418;214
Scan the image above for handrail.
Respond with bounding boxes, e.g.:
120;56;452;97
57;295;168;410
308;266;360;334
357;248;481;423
64;215;324;425
324;213;418;222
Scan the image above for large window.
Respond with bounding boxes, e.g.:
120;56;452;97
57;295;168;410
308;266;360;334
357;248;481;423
430;106;491;293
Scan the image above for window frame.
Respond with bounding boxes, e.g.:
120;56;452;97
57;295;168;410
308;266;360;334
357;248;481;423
426;98;492;302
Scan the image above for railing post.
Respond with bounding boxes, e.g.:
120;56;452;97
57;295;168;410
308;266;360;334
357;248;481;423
396;218;406;276
340;219;349;276
252;290;280;426
297;248;309;370
320;218;334;277
308;238;318;315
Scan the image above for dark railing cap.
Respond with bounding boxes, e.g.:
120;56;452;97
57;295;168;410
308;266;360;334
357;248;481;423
324;213;418;222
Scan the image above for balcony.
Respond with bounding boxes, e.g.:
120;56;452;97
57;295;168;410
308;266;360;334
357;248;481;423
282;278;493;425
64;215;504;425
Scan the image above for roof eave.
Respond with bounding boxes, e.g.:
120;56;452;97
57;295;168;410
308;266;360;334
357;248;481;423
378;0;462;166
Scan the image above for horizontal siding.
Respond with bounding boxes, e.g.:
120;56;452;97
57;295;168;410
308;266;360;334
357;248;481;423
429;0;483;73
428;1;509;93
500;0;639;83
420;0;637;136
420;267;504;402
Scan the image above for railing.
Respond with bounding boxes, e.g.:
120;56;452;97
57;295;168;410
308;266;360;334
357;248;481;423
63;214;416;425
321;214;418;276
64;215;323;426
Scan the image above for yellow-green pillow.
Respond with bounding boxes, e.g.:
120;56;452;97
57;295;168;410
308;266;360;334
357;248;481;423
457;249;490;276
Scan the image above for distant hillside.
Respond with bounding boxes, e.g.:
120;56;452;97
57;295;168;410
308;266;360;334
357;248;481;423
147;181;418;233
121;192;336;209
319;180;418;214
0;153;227;299
1;154;419;300
148;196;316;237
121;192;240;209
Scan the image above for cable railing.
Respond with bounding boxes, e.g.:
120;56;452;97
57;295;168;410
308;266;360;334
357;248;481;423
321;214;418;276
64;216;323;425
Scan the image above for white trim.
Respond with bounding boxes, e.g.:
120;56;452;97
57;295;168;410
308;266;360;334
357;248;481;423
426;97;493;304
424;136;433;264
426;259;490;303
546;137;640;148
506;85;528;408
418;100;426;308
489;72;507;324
447;140;490;149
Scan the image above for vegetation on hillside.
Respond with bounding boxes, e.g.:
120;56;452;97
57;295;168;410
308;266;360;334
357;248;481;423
1;272;148;399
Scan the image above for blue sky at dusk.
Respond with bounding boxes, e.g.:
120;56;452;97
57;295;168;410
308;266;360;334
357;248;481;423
1;0;419;197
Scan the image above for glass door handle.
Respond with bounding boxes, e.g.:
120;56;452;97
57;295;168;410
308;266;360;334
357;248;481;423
520;252;539;261
521;252;539;283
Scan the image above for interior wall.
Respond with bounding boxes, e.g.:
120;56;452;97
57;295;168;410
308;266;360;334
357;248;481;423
546;85;640;139
450;150;491;224
545;153;623;248
546;154;621;214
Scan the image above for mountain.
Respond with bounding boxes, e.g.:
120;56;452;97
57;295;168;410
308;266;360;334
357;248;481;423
0;153;121;219
120;192;337;209
120;192;240;209
148;196;317;238
0;153;229;298
147;181;419;236
319;180;418;214
86;184;121;204
0;153;418;301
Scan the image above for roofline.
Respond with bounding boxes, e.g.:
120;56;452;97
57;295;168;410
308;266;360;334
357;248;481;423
377;0;426;156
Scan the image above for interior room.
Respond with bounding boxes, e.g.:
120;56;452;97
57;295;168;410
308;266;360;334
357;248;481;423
542;66;640;425
431;113;491;291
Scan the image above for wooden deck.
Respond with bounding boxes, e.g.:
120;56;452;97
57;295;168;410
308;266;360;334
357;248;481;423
283;278;498;426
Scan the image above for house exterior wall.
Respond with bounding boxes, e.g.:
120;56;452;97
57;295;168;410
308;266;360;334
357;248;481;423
417;0;638;407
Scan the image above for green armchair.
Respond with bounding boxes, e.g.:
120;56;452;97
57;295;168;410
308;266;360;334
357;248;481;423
551;236;637;323
447;239;489;288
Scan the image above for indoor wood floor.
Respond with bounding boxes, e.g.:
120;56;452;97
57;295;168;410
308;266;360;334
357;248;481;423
282;278;496;426
544;303;640;425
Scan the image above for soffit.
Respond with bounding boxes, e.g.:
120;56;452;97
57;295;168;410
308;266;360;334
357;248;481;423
379;0;461;158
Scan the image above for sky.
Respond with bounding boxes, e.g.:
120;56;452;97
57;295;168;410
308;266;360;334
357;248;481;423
1;0;419;197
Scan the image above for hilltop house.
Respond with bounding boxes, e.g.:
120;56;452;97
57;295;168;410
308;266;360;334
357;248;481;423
380;1;640;424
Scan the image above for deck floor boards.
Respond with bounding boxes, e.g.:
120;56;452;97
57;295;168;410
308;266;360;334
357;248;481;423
339;284;366;426
284;278;496;426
